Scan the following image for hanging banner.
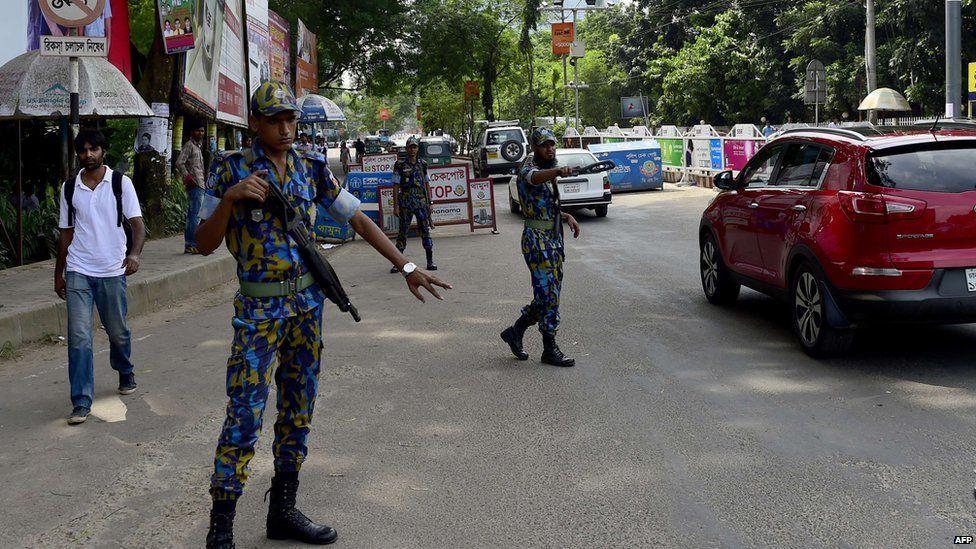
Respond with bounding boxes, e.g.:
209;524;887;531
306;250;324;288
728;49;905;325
295;18;318;96
658;138;684;167
551;22;574;55
245;0;270;99
159;0;196;54
183;0;226;114
589;141;664;192
267;10;291;87
216;0;246;126
723;139;762;172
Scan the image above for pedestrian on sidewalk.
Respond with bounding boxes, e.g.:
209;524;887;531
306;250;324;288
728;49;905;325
500;127;580;368
390;136;437;272
339;140;350;173
55;129;146;425
175;120;206;254
194;81;451;549
353;137;365;163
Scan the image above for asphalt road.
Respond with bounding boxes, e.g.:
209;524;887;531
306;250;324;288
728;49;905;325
2;184;975;548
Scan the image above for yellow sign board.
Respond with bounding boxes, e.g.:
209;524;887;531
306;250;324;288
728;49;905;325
969;62;976;93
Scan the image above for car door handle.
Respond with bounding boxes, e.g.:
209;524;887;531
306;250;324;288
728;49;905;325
791;205;807;212
749;202;760;209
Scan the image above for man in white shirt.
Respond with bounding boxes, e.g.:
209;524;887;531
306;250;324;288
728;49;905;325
55;130;146;425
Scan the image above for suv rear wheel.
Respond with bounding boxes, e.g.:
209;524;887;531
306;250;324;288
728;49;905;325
700;233;740;305
791;263;854;357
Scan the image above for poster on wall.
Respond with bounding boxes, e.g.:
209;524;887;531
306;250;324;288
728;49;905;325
158;0;196;54
22;0;133;80
183;0;225;113
267;10;291;88
216;0;246;126
245;0;270;99
658;138;684;167
295;18;318;97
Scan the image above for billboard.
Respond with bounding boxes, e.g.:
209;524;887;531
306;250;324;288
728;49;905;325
216;0;246;126
158;0;196;54
183;0;226;113
295;18;317;96
551;22;574;55
245;0;270;99
620;96;647;119
267;10;291;87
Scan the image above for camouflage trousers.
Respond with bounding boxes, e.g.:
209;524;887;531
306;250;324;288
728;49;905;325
520;228;564;335
396;204;433;252
210;307;323;498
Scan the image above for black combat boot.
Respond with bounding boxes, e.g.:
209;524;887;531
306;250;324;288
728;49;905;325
500;314;535;360
425;248;438;271
541;332;575;367
206;497;237;549
266;471;338;545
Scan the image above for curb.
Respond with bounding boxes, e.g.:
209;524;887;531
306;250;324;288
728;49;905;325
0;254;237;349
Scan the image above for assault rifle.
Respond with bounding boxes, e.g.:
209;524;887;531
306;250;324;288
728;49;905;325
265;181;361;322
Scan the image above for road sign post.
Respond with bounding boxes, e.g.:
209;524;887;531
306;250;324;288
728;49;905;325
37;0;107;169
805;59;827;125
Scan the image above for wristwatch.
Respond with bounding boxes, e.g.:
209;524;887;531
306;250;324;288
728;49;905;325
401;262;417;277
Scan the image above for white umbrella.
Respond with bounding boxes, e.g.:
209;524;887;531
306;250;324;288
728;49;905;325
857;88;911;112
0;50;152;119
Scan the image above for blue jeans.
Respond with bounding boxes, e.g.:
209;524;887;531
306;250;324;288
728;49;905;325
185;186;204;248
66;272;134;408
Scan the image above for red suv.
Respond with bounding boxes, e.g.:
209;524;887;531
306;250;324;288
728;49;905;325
699;123;976;357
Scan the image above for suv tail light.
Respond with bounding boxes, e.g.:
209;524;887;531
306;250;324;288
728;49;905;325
837;191;926;223
603;176;611;191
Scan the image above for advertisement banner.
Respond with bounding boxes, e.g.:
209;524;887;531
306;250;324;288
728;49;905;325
427;164;470;202
468;178;496;230
723;139;762;172
345;171;391;204
431;202;468;226
245;0;269;99
589;141;663;192
267;10;291;87
551;22;574;55
135;103;171;159
362;153;397;173
216;0;246;126
159;0;196;54
183;0;226;113
688;138;723;171
659;138;684;167
620;96;647;119
295;18;318;97
377;185;399;235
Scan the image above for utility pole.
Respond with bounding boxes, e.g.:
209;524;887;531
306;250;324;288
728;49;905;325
865;0;877;123
946;0;962;118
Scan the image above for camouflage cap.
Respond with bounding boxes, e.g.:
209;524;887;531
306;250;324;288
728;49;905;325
406;136;420;147
250;81;300;117
530;127;557;146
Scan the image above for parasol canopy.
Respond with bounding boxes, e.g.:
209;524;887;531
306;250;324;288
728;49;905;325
297;94;346;123
857;87;911;112
0;50;152;119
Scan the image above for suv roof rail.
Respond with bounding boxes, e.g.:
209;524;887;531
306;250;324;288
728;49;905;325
478;119;522;128
778;127;868;141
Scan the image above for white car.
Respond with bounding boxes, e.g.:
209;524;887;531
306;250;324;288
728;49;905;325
509;148;612;218
471;122;528;181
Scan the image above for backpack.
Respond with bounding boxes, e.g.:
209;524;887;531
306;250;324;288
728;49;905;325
64;169;134;256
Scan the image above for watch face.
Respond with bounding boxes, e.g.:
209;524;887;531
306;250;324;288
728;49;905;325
402;262;417;275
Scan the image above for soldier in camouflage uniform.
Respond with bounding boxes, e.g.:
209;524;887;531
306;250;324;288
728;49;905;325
195;81;451;548
390;136;438;272
500;128;580;367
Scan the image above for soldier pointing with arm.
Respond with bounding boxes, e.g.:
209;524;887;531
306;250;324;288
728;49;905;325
500;128;580;368
194;81;451;548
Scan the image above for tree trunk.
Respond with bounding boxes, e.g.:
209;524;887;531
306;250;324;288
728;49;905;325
133;3;177;238
481;61;497;121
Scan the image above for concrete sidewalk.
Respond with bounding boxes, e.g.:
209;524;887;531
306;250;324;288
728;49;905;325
0;235;237;349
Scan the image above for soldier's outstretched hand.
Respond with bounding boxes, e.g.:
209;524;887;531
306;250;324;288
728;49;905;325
563;212;581;239
406;270;452;303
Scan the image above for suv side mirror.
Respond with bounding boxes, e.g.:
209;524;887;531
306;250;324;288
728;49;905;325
713;170;737;190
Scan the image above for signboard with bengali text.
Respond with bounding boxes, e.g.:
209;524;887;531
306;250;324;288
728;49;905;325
362;153;397;173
